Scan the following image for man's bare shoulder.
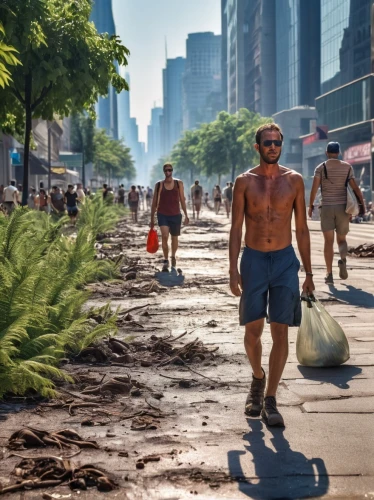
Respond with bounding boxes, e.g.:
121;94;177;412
279;165;304;183
235;167;260;181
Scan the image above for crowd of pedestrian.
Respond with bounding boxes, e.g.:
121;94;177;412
0;181;90;225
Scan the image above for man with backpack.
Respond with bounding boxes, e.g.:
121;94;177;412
150;163;189;272
308;142;365;285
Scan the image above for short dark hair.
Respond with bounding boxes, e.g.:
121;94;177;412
131;185;136;190
10;180;16;186
103;184;107;188
256;123;283;145
68;184;73;189
52;185;58;190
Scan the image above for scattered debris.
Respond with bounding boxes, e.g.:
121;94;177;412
8;428;98;451
206;320;218;327
348;243;374;257
0;456;115;494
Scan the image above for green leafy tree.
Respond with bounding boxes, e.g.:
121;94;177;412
191;109;273;183
93;128;135;182
150;156;170;186
0;4;21;87
195;120;230;185
171;129;201;184
0;0;129;205
70;113;95;164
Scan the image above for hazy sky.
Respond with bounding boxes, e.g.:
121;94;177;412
112;0;221;145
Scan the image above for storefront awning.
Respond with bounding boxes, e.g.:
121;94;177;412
30;153;49;175
343;143;371;165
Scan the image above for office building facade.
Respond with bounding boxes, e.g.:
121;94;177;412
321;0;372;94
183;32;222;131
316;0;374;198
227;0;245;113
90;0;119;139
162;57;185;156
221;0;228;111
244;0;277;117
275;0;320;113
147;107;163;169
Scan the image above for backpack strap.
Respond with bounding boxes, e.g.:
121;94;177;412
345;167;351;188
156;181;163;211
323;162;328;180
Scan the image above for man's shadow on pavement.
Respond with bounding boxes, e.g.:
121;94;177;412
297;364;362;389
328;284;374;308
155;268;185;287
228;419;329;499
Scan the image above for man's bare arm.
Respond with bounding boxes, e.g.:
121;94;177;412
308;176;321;218
349;178;366;214
178;181;189;221
150;183;159;228
229;177;246;296
294;175;315;293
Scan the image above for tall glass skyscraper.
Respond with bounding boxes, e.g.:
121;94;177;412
275;0;321;112
321;0;372;94
183;32;222;131
90;0;119;139
162;57;186;155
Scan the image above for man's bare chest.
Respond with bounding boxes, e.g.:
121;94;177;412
245;177;296;216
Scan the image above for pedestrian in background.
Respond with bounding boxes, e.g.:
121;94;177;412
64;184;79;225
213;185;222;215
17;184;23;205
102;184;108;200
38;188;49;212
191;180;203;220
28;187;36;209
50;186;65;216
146;186;153;210
117;184;125;205
223;182;233;218
128;185;139;223
308;142;365;285
3;180;19;214
76;183;86;204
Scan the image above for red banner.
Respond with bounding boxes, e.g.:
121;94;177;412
343;143;371;165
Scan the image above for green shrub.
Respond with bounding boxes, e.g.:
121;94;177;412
0;201;121;398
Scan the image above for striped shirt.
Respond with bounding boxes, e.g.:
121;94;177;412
314;159;354;206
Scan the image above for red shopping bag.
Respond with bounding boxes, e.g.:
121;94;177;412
146;228;159;254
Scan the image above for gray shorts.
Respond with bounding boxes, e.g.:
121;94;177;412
320;204;350;234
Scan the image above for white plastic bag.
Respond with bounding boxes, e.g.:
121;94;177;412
296;297;350;367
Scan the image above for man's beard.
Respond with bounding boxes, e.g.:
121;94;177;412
259;147;281;164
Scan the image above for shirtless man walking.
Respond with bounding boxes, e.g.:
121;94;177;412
229;123;314;427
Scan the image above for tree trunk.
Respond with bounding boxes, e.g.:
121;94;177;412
231;163;236;182
22;74;32;206
218;174;221;185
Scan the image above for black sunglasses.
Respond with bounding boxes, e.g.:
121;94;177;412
164;168;173;172
262;140;283;147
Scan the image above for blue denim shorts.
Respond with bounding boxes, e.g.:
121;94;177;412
157;212;182;236
239;245;301;326
67;206;78;216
